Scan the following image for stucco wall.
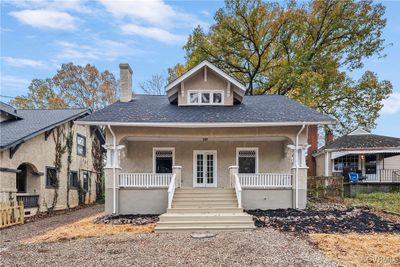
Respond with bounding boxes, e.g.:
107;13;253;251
0;122;98;211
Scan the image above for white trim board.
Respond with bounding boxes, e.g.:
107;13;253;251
165;60;246;92
76;121;335;127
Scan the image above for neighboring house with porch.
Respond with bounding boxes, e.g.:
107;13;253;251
0;102;104;216
313;128;400;183
77;61;335;232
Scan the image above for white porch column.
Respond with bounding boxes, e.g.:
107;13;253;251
324;152;329;177
229;166;239;188
172;166;182;188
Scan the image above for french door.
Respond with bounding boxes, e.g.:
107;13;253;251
193;151;217;187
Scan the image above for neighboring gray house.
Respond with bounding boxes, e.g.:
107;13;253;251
78;61;335;232
0;102;103;216
314;128;400;182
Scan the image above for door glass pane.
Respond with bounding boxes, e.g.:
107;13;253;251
155;150;173;173
197;154;203;184
207;154;214;184
201;93;210;103
238;150;256;173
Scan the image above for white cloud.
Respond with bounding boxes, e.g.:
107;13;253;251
381;92;400;114
2;57;45;68
201;10;210;16
99;0;176;26
53;39;142;64
0;74;31;94
5;0;93;14
121;24;186;44
9;9;77;30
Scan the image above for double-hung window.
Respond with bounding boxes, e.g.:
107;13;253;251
237;148;258;173
69;171;79;189
333;155;358;172
77;134;86;157
82;171;90;191
153;148;174;173
46;167;57;188
188;91;223;105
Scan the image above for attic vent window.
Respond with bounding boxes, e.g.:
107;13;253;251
188;90;224;105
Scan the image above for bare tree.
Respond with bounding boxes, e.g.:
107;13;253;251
139;73;166;95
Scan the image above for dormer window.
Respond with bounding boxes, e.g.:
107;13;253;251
188;90;224;105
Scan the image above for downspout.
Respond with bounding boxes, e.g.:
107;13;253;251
108;124;117;214
295;124;306;209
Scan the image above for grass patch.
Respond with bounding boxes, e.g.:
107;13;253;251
310;233;400;267
345;192;400;214
22;213;155;244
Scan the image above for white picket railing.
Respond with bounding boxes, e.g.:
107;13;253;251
167;174;177;209
119;173;173;188
238;173;292;188
234;173;242;208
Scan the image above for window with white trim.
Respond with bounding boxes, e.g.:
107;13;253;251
333;155;358;172
188;90;224;105
153;148;174;173
237;148;258;173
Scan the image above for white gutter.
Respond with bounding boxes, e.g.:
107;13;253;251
295;124;306;209
76;121;335;127
108;124;117;214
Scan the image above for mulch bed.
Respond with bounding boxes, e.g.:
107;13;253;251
248;208;400;234
95;214;159;225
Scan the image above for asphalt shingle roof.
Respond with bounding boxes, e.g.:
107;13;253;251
319;133;400;151
0;102;21;119
0;108;88;150
79;94;335;124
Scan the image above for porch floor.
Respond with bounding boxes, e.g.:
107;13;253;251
155;188;255;233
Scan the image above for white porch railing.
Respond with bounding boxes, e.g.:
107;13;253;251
238;173;293;188
119;173;173;188
167;173;177;209
234;173;242;208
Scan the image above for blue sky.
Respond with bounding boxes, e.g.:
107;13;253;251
1;0;399;137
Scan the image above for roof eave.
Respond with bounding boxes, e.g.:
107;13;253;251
75;120;336;127
0;109;90;152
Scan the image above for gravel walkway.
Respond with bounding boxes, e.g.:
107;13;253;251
0;204;103;248
1;228;334;266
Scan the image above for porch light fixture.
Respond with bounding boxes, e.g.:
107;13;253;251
203;138;208;142
360;155;365;160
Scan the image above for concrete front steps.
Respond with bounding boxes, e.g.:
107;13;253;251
155;188;255;233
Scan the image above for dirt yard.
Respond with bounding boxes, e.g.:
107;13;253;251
1;205;334;266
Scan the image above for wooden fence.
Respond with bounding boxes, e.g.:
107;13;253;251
308;176;344;198
0;202;24;229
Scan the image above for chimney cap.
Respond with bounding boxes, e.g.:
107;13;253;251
119;63;132;74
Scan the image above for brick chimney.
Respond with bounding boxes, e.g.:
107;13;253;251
307;125;318;176
119;63;133;102
325;129;334;145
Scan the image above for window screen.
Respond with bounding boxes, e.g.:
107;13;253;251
238;150;257;173
155;150;173;173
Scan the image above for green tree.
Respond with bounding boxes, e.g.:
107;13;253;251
11;63;118;111
170;0;393;134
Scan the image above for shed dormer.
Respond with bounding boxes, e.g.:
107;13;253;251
165;61;246;106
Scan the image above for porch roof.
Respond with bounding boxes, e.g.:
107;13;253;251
77;94;335;126
315;132;400;156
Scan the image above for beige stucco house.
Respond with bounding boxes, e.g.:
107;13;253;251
78;61;335;232
0;102;104;216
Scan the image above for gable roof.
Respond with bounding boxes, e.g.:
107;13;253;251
77;94;335;126
0;101;22;120
315;130;400;155
165;60;247;92
0;108;89;151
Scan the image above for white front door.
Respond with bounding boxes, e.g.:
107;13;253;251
193;150;217;187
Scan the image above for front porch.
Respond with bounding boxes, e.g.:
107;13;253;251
103;126;310;215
